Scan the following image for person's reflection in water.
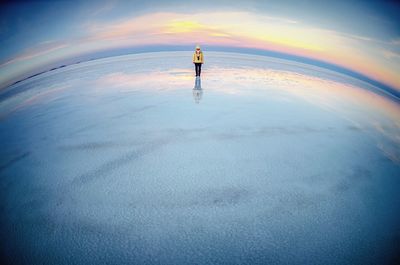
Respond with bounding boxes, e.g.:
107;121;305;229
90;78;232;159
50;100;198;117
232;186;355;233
193;76;203;104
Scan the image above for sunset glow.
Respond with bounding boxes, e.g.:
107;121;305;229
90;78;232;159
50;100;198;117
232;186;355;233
1;1;399;95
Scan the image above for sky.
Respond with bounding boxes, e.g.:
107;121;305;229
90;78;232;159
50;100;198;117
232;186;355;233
0;0;399;95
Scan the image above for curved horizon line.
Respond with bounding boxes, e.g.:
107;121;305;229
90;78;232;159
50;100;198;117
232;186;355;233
1;45;399;102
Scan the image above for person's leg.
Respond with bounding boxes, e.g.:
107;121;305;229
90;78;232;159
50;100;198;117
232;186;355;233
194;63;198;76
198;64;202;76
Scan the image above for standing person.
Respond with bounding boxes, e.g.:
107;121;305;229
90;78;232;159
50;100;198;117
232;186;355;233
193;45;204;77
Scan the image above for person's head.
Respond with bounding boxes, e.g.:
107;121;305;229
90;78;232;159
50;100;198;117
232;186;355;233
195;45;201;52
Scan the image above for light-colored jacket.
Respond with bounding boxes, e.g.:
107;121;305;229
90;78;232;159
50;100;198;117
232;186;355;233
193;51;204;63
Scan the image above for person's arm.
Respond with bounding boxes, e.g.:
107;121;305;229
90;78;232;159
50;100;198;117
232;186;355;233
193;53;195;63
201;53;204;64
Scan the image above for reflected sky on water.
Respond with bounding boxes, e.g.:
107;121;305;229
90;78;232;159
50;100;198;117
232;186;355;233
0;52;399;265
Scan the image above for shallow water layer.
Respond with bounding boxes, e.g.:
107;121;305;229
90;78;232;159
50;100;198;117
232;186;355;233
0;52;400;265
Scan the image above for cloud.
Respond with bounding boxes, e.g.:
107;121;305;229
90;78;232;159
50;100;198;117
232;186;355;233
85;12;235;43
382;50;400;60
390;38;400;46
262;15;299;24
83;11;324;53
1;10;400;93
0;41;68;67
90;0;117;17
164;20;207;33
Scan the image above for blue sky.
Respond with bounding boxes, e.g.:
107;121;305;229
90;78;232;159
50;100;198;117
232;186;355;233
1;0;399;93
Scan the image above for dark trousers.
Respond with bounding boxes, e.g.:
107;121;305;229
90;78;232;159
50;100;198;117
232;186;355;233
195;63;202;76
